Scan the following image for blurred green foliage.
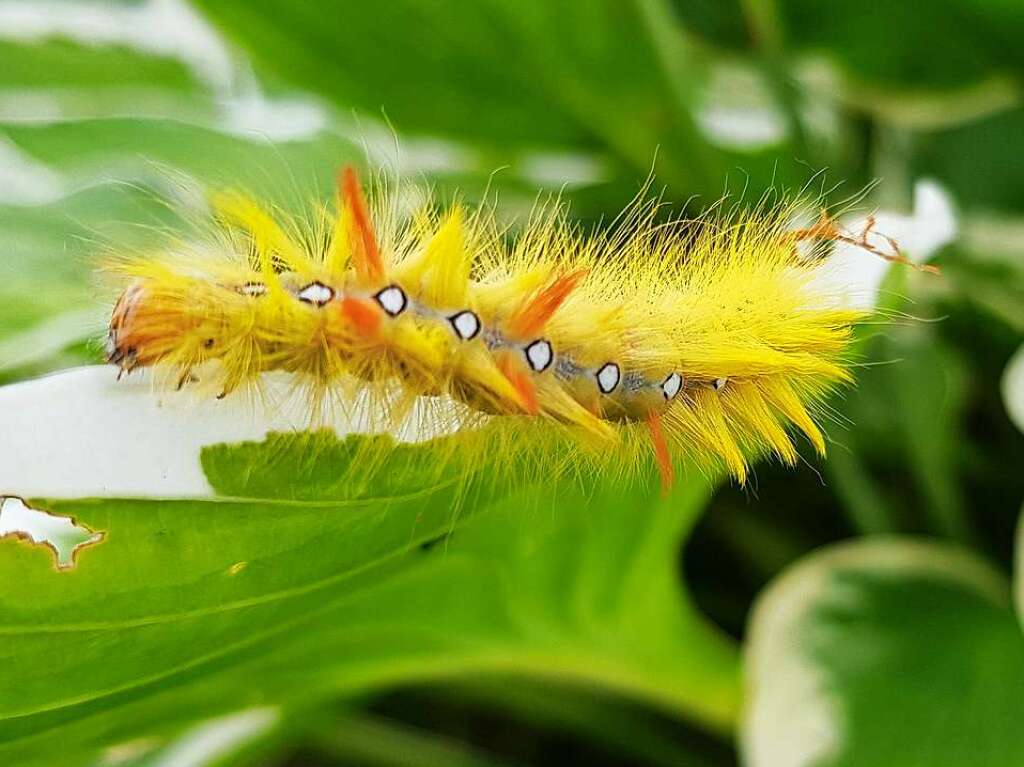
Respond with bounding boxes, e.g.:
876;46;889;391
0;1;1022;765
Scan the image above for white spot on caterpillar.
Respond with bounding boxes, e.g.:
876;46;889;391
0;496;104;569
596;362;620;394
713;377;728;391
662;372;683;400
297;282;333;306
524;339;553;373
375;285;407;317
448;310;480;341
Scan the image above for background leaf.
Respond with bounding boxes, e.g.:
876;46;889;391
742;537;1024;767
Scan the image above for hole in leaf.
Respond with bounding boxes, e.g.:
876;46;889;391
0;496;104;570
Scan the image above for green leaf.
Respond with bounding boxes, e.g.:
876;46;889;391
669;0;748;51
1015;504;1024;621
116;707;283;767
301;709;520;767
0;37;206;97
196;0;587;147
1004;344;1024;436
0;427;737;766
670;0;1024;128
0;35;214;122
939;245;1024;333
188;0;781;201
827;324;971;541
885;331;971;541
779;0;1024;92
423;679;737;766
0;118;361;201
913;108;1024;214
742;537;1024;767
201;431;468;501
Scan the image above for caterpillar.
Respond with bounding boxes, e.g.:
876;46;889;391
104;167;894;492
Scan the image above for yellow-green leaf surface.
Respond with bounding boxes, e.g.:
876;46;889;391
0;400;738;767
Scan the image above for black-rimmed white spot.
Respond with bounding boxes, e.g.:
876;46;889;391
297;281;333;306
713;377;728;391
239;281;267;297
595;362;620;394
524;339;553;372
661;372;682;400
448;310;480;340
374;285;407;317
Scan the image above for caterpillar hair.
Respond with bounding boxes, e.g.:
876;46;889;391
104;167;904;492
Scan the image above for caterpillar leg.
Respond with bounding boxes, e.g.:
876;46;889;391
792;211;938;274
646;410;675;494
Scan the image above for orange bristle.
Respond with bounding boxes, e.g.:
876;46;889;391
341;166;385;286
507;269;588;339
498;353;539;415
647;410;675;494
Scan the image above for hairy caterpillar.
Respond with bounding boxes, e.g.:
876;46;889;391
105;168;898;491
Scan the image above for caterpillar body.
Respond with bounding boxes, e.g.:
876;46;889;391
105;168;875;491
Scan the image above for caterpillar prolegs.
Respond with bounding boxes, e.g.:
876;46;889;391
105;167;883;491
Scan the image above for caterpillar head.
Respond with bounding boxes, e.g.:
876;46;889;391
107;274;232;377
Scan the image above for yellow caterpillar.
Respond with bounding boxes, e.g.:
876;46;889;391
105;167;887;491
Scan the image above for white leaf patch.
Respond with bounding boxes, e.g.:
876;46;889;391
0;366;457;498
